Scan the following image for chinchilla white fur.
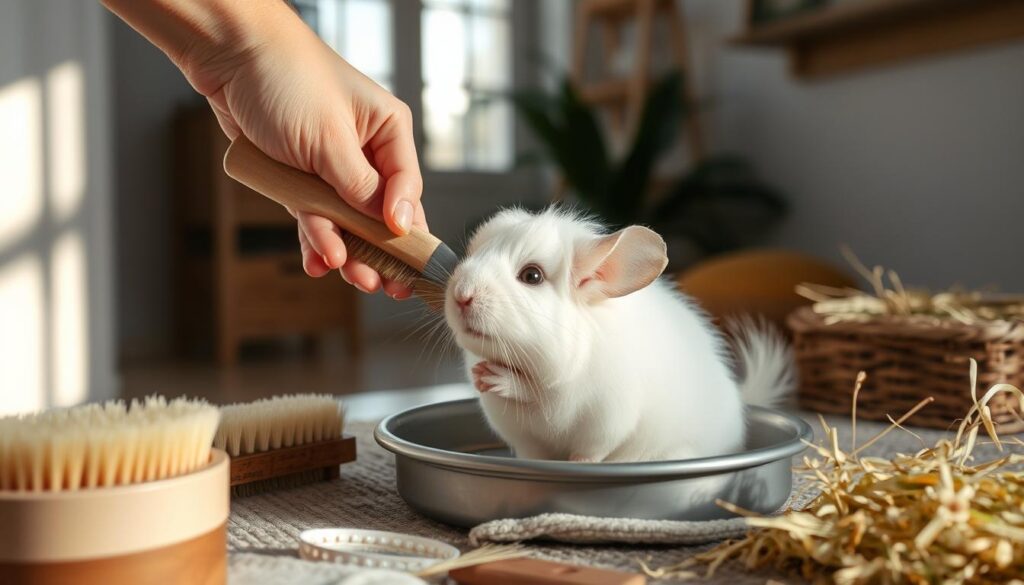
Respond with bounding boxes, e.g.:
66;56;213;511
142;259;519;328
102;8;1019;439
444;207;794;462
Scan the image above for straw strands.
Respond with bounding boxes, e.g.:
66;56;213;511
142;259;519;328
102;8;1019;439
796;247;1024;326
642;362;1024;584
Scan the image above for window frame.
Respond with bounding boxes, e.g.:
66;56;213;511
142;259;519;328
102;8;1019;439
392;0;541;186
295;0;546;243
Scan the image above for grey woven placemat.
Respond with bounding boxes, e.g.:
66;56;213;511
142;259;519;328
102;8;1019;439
227;412;1010;584
468;513;749;546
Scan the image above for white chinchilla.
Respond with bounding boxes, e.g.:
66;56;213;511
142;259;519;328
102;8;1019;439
443;207;795;463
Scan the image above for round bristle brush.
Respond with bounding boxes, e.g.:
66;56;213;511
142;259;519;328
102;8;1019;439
223;136;456;307
0;397;220;492
0;399;228;584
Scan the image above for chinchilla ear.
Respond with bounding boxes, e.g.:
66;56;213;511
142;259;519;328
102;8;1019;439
572;225;668;301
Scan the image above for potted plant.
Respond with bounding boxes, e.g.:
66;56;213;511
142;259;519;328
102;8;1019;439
512;71;788;269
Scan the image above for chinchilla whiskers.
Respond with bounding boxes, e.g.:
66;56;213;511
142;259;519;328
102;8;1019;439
405;312;456;368
483;296;584;345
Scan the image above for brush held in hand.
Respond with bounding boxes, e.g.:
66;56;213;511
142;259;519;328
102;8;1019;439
214;394;355;496
222;136;456;303
0;396;220;492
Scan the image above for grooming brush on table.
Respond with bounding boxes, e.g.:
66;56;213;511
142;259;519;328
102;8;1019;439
214;394;355;497
0;397;227;585
451;558;646;585
223;136;458;304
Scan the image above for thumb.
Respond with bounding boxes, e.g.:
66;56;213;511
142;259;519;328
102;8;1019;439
313;124;383;215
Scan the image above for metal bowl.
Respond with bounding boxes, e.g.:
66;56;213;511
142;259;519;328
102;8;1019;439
375;398;811;527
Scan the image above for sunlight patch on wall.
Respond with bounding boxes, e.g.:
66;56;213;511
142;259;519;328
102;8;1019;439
0;255;45;415
0;77;42;251
46;61;90;407
47;61;85;224
51;231;89;407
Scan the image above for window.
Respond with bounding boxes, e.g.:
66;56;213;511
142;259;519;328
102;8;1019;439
295;0;517;174
292;0;394;91
421;0;513;171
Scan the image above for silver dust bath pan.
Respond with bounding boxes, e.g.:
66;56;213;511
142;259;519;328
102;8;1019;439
375;398;811;527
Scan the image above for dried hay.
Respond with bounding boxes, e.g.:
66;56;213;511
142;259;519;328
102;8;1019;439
796;247;1024;326
642;363;1024;584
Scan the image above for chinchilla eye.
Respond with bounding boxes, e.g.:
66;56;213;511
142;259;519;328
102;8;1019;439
517;264;544;286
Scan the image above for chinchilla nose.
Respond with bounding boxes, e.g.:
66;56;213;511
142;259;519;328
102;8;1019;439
451;270;476;314
455;294;473;312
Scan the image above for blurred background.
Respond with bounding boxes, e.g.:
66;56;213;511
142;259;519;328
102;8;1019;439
2;0;1023;416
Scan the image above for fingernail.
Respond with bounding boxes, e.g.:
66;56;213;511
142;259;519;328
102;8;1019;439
353;282;371;294
393;200;414;234
322;254;332;268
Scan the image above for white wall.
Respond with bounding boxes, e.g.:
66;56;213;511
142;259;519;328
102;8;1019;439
111;19;200;358
0;1;117;414
682;0;1024;291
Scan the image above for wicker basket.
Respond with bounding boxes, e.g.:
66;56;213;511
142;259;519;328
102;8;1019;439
788;306;1024;432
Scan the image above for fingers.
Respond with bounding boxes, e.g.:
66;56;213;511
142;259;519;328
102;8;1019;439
383;170;421;235
381;280;413;300
413;200;428;231
297;211;415;298
307;100;427;295
368;104;425;236
314;123;383;214
313;106;426;235
296;212;378;293
340;260;381;293
339;258;415;298
296;212;347;269
297;226;330;278
207;96;241;140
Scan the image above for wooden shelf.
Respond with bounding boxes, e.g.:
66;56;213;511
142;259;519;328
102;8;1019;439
585;0;668;20
579;79;630;104
733;0;941;45
731;0;1024;79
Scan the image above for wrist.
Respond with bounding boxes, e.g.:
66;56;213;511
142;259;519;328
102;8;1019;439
175;1;290;96
103;0;298;96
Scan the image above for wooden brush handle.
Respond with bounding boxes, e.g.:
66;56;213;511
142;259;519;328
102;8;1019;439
451;559;646;585
223;136;440;273
229;436;357;487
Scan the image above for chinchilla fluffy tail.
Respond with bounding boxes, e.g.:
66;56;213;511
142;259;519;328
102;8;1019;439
729;317;797;409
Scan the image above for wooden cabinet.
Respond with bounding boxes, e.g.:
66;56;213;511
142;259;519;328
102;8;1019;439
172;106;360;365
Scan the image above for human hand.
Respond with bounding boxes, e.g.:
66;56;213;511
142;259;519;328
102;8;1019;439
204;16;425;297
104;0;425;298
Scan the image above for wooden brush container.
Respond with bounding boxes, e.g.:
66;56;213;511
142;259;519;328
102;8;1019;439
0;449;230;585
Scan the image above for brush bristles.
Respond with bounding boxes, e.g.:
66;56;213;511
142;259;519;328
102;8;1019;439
342;233;445;306
213;394;343;457
0;396;219;492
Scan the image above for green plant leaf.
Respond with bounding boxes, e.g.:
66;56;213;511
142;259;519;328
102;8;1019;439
649;154;788;255
510;70;789;259
512;150;548;169
510;83;612;211
510;89;562;157
607;72;686;225
557;79;611;210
